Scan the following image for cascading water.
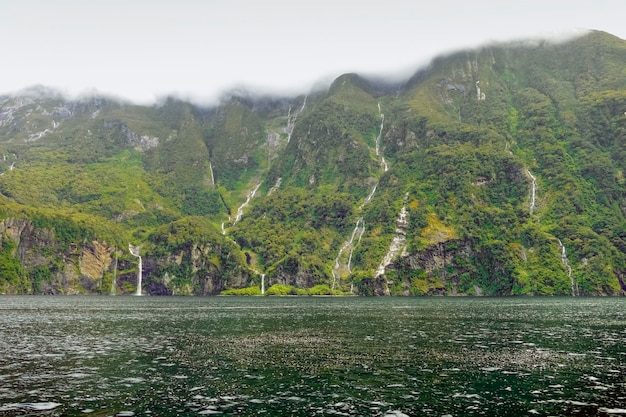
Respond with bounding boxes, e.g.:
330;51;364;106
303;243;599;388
208;161;215;186
128;244;143;296
331;103;388;289
285;96;307;143
110;252;118;295
346;219;365;273
375;114;384;156
365;184;377;203
375;194;409;278
527;169;537;215
332;218;365;289
374;104;388;172
261;274;265;295
558;239;578;296
7;154;17;172
233;182;262;225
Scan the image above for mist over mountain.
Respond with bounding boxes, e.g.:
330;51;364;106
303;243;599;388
0;30;625;296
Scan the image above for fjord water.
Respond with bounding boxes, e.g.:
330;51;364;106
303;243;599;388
0;297;624;416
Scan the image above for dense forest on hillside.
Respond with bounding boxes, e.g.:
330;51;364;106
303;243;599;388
0;31;625;295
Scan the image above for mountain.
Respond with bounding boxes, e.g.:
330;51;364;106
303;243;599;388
1;30;625;296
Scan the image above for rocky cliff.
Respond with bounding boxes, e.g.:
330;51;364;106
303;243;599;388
1;31;625;296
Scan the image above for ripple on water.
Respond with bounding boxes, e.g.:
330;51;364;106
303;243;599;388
599;408;626;415
384;411;410;417
1;296;625;416
0;402;62;411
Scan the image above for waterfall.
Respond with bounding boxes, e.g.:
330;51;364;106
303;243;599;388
233;182;262;225
527;169;537;215
475;81;485;100
347;219;365;273
332;217;365;289
365;184;377;203
129;244;143;296
375;113;384;157
558;239;578;296
299;96;307;114
375;194;409;278
285;95;307;143
332;103;388;288
285;105;295;144
208;161;215;186
261;274;265;295
221;222;226;235
374;104;388;173
110;252;118;295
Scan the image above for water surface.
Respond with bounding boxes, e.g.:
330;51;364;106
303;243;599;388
0;296;625;416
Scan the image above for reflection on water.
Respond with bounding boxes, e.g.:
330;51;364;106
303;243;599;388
0;296;625;416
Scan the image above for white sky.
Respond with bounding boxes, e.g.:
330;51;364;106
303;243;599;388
1;0;624;104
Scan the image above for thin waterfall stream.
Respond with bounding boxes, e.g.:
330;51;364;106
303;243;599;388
110;252;118;295
128;244;142;296
208;161;215;186
375;103;388;172
285;96;307;143
233;182;262;225
527;169;537;215
558;239;578;296
375;193;409;279
331;218;365;289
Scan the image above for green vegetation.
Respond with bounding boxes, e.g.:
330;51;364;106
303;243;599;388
1;31;625;295
220;283;349;296
221;286;262;296
0;236;27;293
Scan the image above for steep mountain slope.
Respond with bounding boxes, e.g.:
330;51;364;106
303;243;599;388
373;31;626;295
0;30;624;295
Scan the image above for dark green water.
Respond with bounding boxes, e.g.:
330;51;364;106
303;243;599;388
0;296;625;416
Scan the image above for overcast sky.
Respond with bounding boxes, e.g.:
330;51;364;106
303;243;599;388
1;0;624;104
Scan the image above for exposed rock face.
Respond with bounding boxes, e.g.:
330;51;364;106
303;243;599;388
49;264;81;295
149;242;252;296
0;217;119;294
271;263;321;289
406;241;473;278
0;218;56;269
384;240;476;295
1;218;33;248
103;120;160;151
0;217;253;295
80;241;113;282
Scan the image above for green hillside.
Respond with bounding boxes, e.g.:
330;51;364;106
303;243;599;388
0;31;624;295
